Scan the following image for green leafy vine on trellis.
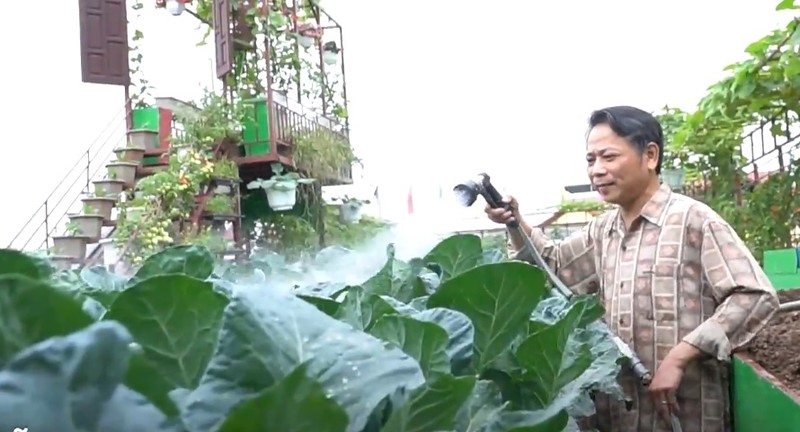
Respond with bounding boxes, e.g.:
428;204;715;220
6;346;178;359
129;1;153;108
192;0;346;122
656;0;800;260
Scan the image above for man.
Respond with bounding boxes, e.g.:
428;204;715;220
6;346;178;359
486;106;779;432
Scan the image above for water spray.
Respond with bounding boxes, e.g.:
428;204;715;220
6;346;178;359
454;173;683;432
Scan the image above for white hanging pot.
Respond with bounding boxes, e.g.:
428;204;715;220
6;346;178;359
339;203;363;224
322;50;339;65
99;238;119;269
266;186;298;211
299;35;314;48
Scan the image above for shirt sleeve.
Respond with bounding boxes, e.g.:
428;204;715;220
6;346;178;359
508;219;600;295
683;220;780;361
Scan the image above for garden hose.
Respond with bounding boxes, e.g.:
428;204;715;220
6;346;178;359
454;173;683;432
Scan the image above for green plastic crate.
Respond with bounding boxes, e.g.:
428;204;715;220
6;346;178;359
763;248;798;275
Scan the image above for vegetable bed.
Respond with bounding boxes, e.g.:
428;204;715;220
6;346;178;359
747;288;800;393
732;288;800;431
0;235;632;432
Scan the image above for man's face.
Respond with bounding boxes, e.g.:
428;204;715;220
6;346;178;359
585;124;658;205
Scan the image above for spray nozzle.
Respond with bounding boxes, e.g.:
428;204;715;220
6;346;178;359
453;173;506;209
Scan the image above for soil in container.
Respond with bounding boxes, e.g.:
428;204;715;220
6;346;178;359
747;288;800;394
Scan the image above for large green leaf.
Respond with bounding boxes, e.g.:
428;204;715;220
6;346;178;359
104;275;229;389
361;246;427;302
219;363;348;432
370;315;451;379
133;245;215;281
413;308;475;371
79;266;129;307
0;249;53;279
382;375;476;432
516;299;595;408
178;288;425;432
0;275;93;367
427;262;548;369
0;321;174;432
422;234;483;281
335;287;400;331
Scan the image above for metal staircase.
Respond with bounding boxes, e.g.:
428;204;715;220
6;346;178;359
6;101;154;269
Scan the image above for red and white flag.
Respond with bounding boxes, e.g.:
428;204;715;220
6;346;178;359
407;186;414;215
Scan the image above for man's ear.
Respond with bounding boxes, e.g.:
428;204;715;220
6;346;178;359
645;142;660;171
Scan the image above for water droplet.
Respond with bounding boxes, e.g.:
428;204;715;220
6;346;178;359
351;365;358;371
302;337;310;343
342;377;349;384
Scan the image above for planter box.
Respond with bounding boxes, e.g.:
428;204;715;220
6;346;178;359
127;129;159;150
51;236;90;260
114;147;146;163
82;197;116;221
49;255;75;270
106;162;139;187
93;179;126;198
69;214;104;242
732;354;800;431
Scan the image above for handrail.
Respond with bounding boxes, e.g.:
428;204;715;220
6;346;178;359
7;101;130;251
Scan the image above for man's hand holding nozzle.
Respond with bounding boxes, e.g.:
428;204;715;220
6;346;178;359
485;196;520;225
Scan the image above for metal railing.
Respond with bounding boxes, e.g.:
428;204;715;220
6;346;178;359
272;102;352;183
7;102;130;252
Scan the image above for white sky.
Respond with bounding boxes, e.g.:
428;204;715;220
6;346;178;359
0;0;793;247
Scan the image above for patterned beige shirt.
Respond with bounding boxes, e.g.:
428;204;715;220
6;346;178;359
511;184;779;432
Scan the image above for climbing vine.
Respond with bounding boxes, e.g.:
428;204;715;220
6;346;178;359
128;0;153;108
656;0;800;261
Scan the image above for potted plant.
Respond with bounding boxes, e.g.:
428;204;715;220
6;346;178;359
106;161;139;187
51;226;90;261
246;163;315;211
68;212;104;242
114;146;146;163
210;157;240;194
83;195;116;221
322;41;340;65
295;22;320;49
204;195;235;216
93;178;126;198
332;195;370;224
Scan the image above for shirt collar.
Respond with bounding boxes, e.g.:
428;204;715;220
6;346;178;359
607;183;673;235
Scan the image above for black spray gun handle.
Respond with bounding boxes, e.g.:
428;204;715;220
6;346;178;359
478;174;654;386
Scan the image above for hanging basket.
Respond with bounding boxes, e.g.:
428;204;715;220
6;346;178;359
322;50;339;65
339;203;363;224
299;35;315;48
266;186;298;211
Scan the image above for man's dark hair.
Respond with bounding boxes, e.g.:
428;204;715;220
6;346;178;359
587;106;664;174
